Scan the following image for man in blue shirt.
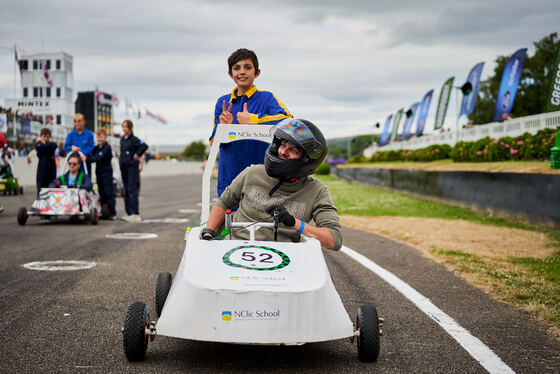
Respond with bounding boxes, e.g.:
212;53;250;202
64;113;94;175
209;48;292;196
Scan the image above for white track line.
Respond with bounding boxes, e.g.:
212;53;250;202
341;245;515;374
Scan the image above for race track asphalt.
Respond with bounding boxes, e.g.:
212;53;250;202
1;174;559;373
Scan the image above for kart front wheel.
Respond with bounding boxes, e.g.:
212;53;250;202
155;272;172;317
123;301;150;362
89;208;98;225
356;304;380;362
17;207;28;225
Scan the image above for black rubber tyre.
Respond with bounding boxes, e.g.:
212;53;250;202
123;301;150;362
89;208;98;225
19;186;24;195
17;207;28;225
356;304;380;362
155;272;173;317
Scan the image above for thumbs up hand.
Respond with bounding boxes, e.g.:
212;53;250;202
236;103;251;124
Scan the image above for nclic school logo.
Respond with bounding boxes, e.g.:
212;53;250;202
228;132;236;140
222;311;232;321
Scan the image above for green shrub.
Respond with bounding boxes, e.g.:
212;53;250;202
315;163;331;175
348;155;367;163
362;127;559;163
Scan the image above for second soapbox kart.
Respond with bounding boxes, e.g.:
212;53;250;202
121;124;382;363
17;157;101;225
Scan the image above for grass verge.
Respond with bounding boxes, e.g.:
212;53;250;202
315;174;560;334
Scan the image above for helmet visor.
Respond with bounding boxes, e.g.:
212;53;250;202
271;119;324;160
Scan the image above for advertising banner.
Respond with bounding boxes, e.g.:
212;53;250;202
0;113;7;133
460;62;485;116
492;48;527;122
545;45;560;113
379;114;393;146
401;103;419;138
434;77;454;130
415;89;433;136
390;108;404;142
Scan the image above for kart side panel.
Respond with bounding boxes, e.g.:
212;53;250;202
156;227;353;344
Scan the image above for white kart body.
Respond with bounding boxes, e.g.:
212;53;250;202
156;124;353;344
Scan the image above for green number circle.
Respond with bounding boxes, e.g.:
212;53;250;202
222;245;291;271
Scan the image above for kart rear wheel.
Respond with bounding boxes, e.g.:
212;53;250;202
89;208;98;225
155;272;172;317
356;304;380;362
19;186;24;195
17;207;28;225
123;301;150;362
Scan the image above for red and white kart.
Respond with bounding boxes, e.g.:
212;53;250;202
17;159;101;225
122;124;381;363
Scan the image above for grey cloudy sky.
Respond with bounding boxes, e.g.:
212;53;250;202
0;0;558;146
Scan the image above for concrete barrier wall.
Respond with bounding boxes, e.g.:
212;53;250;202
333;166;560;227
10;157;203;187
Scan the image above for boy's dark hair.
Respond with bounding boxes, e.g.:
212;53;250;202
40;128;51;136
228;48;259;74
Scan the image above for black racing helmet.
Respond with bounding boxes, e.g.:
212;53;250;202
264;118;327;179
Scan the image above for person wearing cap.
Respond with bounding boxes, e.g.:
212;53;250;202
202;118;342;250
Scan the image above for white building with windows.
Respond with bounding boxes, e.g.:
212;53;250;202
4;51;74;140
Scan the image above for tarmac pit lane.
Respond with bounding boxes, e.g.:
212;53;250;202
141;218;189;223
178;209;199;214
105;233;158;239
23;260;97;271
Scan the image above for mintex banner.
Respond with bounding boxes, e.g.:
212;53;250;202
460;62;485;116
492;48;527;122
401;103;419;138
379;114;393;146
415;89;433;136
434;77;454;130
545;44;560;113
390;108;404;142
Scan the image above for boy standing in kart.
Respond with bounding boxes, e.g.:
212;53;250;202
119;120;148;222
209;48;292;196
35;128;58;195
87;128;116;219
49;153;93;191
202;118;342;250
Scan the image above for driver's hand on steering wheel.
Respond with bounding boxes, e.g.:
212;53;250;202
265;205;295;227
201;228;218;240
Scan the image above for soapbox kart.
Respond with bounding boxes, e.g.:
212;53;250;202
0;160;23;195
122;124;382;363
17;158;101;225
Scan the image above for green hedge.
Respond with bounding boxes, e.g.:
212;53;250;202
363;127;558;163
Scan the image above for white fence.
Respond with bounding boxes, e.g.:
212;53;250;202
364;110;560;157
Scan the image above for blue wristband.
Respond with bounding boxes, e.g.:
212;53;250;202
297;221;305;233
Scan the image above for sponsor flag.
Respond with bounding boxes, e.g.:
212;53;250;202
544;44;560;113
401;103;419;138
492;48;527;122
112;93;119;108
378;114;393;146
146;109;157;119
41;60;53;87
459;62;484;116
434;77;454;130
156;115;167;124
390;108;404;142
415;89;433;136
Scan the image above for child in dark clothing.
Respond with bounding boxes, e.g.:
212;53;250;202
87;128;116;219
35;128;58;194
